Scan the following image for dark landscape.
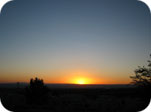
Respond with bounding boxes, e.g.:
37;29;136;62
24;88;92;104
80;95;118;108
0;83;150;112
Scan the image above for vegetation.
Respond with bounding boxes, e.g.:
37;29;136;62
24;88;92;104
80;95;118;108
25;77;49;105
130;54;151;89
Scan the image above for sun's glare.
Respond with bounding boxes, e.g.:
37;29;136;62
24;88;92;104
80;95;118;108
68;71;102;84
77;79;85;84
74;77;89;84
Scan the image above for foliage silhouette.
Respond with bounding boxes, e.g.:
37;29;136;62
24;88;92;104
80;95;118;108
130;54;151;95
25;77;49;105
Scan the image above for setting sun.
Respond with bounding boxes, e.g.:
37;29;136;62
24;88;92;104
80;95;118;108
73;77;90;84
68;71;103;85
77;79;85;84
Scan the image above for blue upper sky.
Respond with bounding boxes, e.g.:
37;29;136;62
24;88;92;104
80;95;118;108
0;0;150;83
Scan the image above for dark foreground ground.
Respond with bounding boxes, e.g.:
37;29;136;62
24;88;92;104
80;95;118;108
0;85;150;112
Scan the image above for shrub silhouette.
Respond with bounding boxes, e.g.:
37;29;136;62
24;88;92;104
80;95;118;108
130;54;151;88
25;77;49;105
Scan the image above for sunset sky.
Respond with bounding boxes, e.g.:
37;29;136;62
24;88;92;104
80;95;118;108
0;0;150;84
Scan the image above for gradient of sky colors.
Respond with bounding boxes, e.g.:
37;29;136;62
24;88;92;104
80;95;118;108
0;0;150;84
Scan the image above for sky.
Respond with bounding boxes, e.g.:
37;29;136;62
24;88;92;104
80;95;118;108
0;0;150;84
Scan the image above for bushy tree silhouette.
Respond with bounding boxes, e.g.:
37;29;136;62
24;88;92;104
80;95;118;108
25;77;49;105
130;54;151;89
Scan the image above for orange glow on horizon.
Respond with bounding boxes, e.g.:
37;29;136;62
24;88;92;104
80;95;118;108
0;76;130;84
0;70;131;84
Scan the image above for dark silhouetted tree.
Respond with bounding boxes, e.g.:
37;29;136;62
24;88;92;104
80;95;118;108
130;54;151;89
25;77;49;105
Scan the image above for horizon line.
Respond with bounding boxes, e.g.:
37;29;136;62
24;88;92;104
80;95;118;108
0;82;130;85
